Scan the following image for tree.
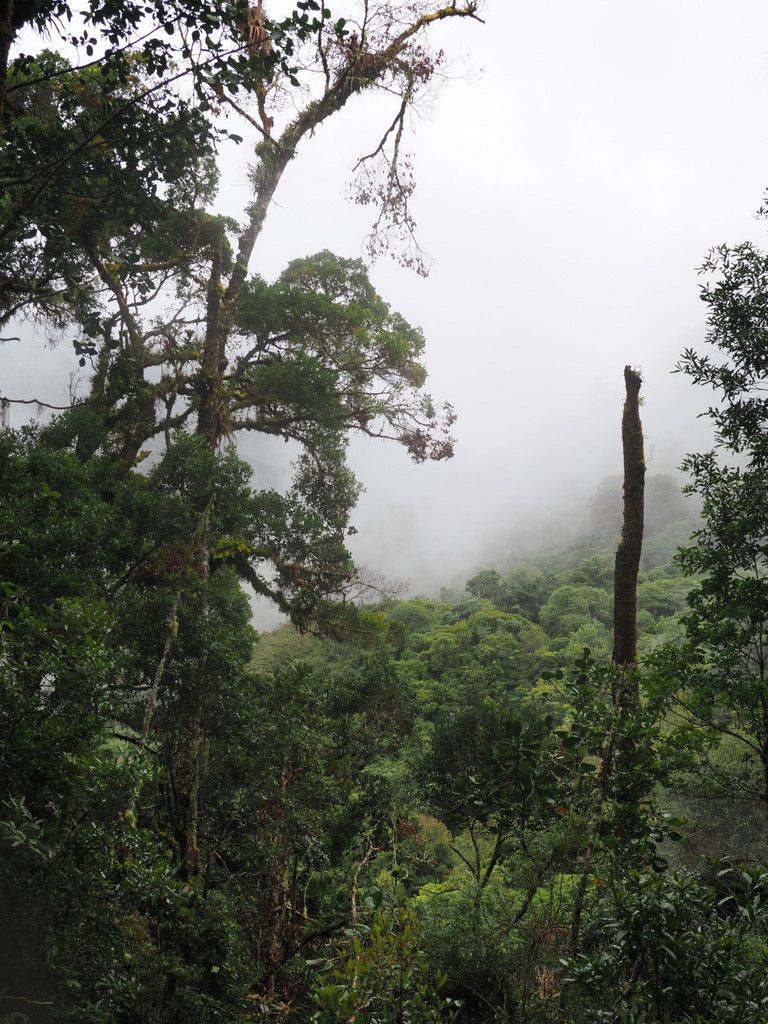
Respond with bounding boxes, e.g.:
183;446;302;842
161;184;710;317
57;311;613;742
613;366;645;671
654;237;768;821
0;430;224;1019
0;426;423;1016
422;701;574;889
1;4;487;1011
2;2;482;611
466;568;502;603
0;0;298;135
564;864;768;1023
538;584;611;638
0;1;337;324
2;0;484;344
310;899;459;1024
2;0;483;883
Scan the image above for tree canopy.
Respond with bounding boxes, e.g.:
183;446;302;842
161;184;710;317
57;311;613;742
9;4;768;1024
2;0;483;620
0;4;486;1017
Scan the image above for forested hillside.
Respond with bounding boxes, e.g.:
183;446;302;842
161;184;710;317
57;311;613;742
5;2;768;1023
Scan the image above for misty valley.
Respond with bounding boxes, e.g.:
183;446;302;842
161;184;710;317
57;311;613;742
5;1;768;1023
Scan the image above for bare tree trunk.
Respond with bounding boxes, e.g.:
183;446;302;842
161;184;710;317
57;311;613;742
612;366;645;814
613;365;645;672
566;368;646;976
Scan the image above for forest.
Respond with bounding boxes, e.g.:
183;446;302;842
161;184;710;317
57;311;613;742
4;2;768;1022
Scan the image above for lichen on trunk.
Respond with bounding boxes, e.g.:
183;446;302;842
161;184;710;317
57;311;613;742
613;365;645;672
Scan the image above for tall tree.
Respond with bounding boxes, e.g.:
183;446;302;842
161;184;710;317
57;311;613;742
0;3;485;1008
1;1;483;323
613;365;645;671
656;238;768;819
0;1;327;323
567;369;648;960
0;0;482;664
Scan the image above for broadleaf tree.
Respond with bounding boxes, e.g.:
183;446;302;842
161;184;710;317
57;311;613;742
0;1;484;1013
653;233;768;824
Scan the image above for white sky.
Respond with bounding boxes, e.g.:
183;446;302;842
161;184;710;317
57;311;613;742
5;0;768;626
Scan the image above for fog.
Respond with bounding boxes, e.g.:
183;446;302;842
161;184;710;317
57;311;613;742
236;0;768;626
5;0;768;630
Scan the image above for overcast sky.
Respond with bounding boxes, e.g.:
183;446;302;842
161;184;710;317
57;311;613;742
6;1;768;627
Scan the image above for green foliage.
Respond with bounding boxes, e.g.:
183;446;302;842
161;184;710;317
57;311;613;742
414;874;576;1022
682;239;768;447
249;623;371;675
0;411;747;1024
497;563;550;619
647;231;768;820
420;698;588;896
466;569;503;603
0;428;263;1017
2;49;216;331
542;650;676;836
1;2;349;327
538;585;611;639
226;249;451;470
0;31;759;1010
636;571;692;619
384;596;452;638
0;2;500;1020
393;600;554;714
310;899;460;1024
564;864;768;1023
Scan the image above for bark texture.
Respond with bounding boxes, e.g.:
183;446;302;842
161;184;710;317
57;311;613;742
568;367;646;966
613;365;645;670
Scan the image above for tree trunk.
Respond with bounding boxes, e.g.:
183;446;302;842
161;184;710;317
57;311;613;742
173;684;203;881
0;0;24;141
195;5;482;451
612;366;645;816
567;368;646;970
0;10;12;142
613;365;645;672
171;501;214;881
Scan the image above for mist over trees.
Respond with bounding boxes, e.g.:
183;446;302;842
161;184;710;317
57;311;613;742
5;3;768;1023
